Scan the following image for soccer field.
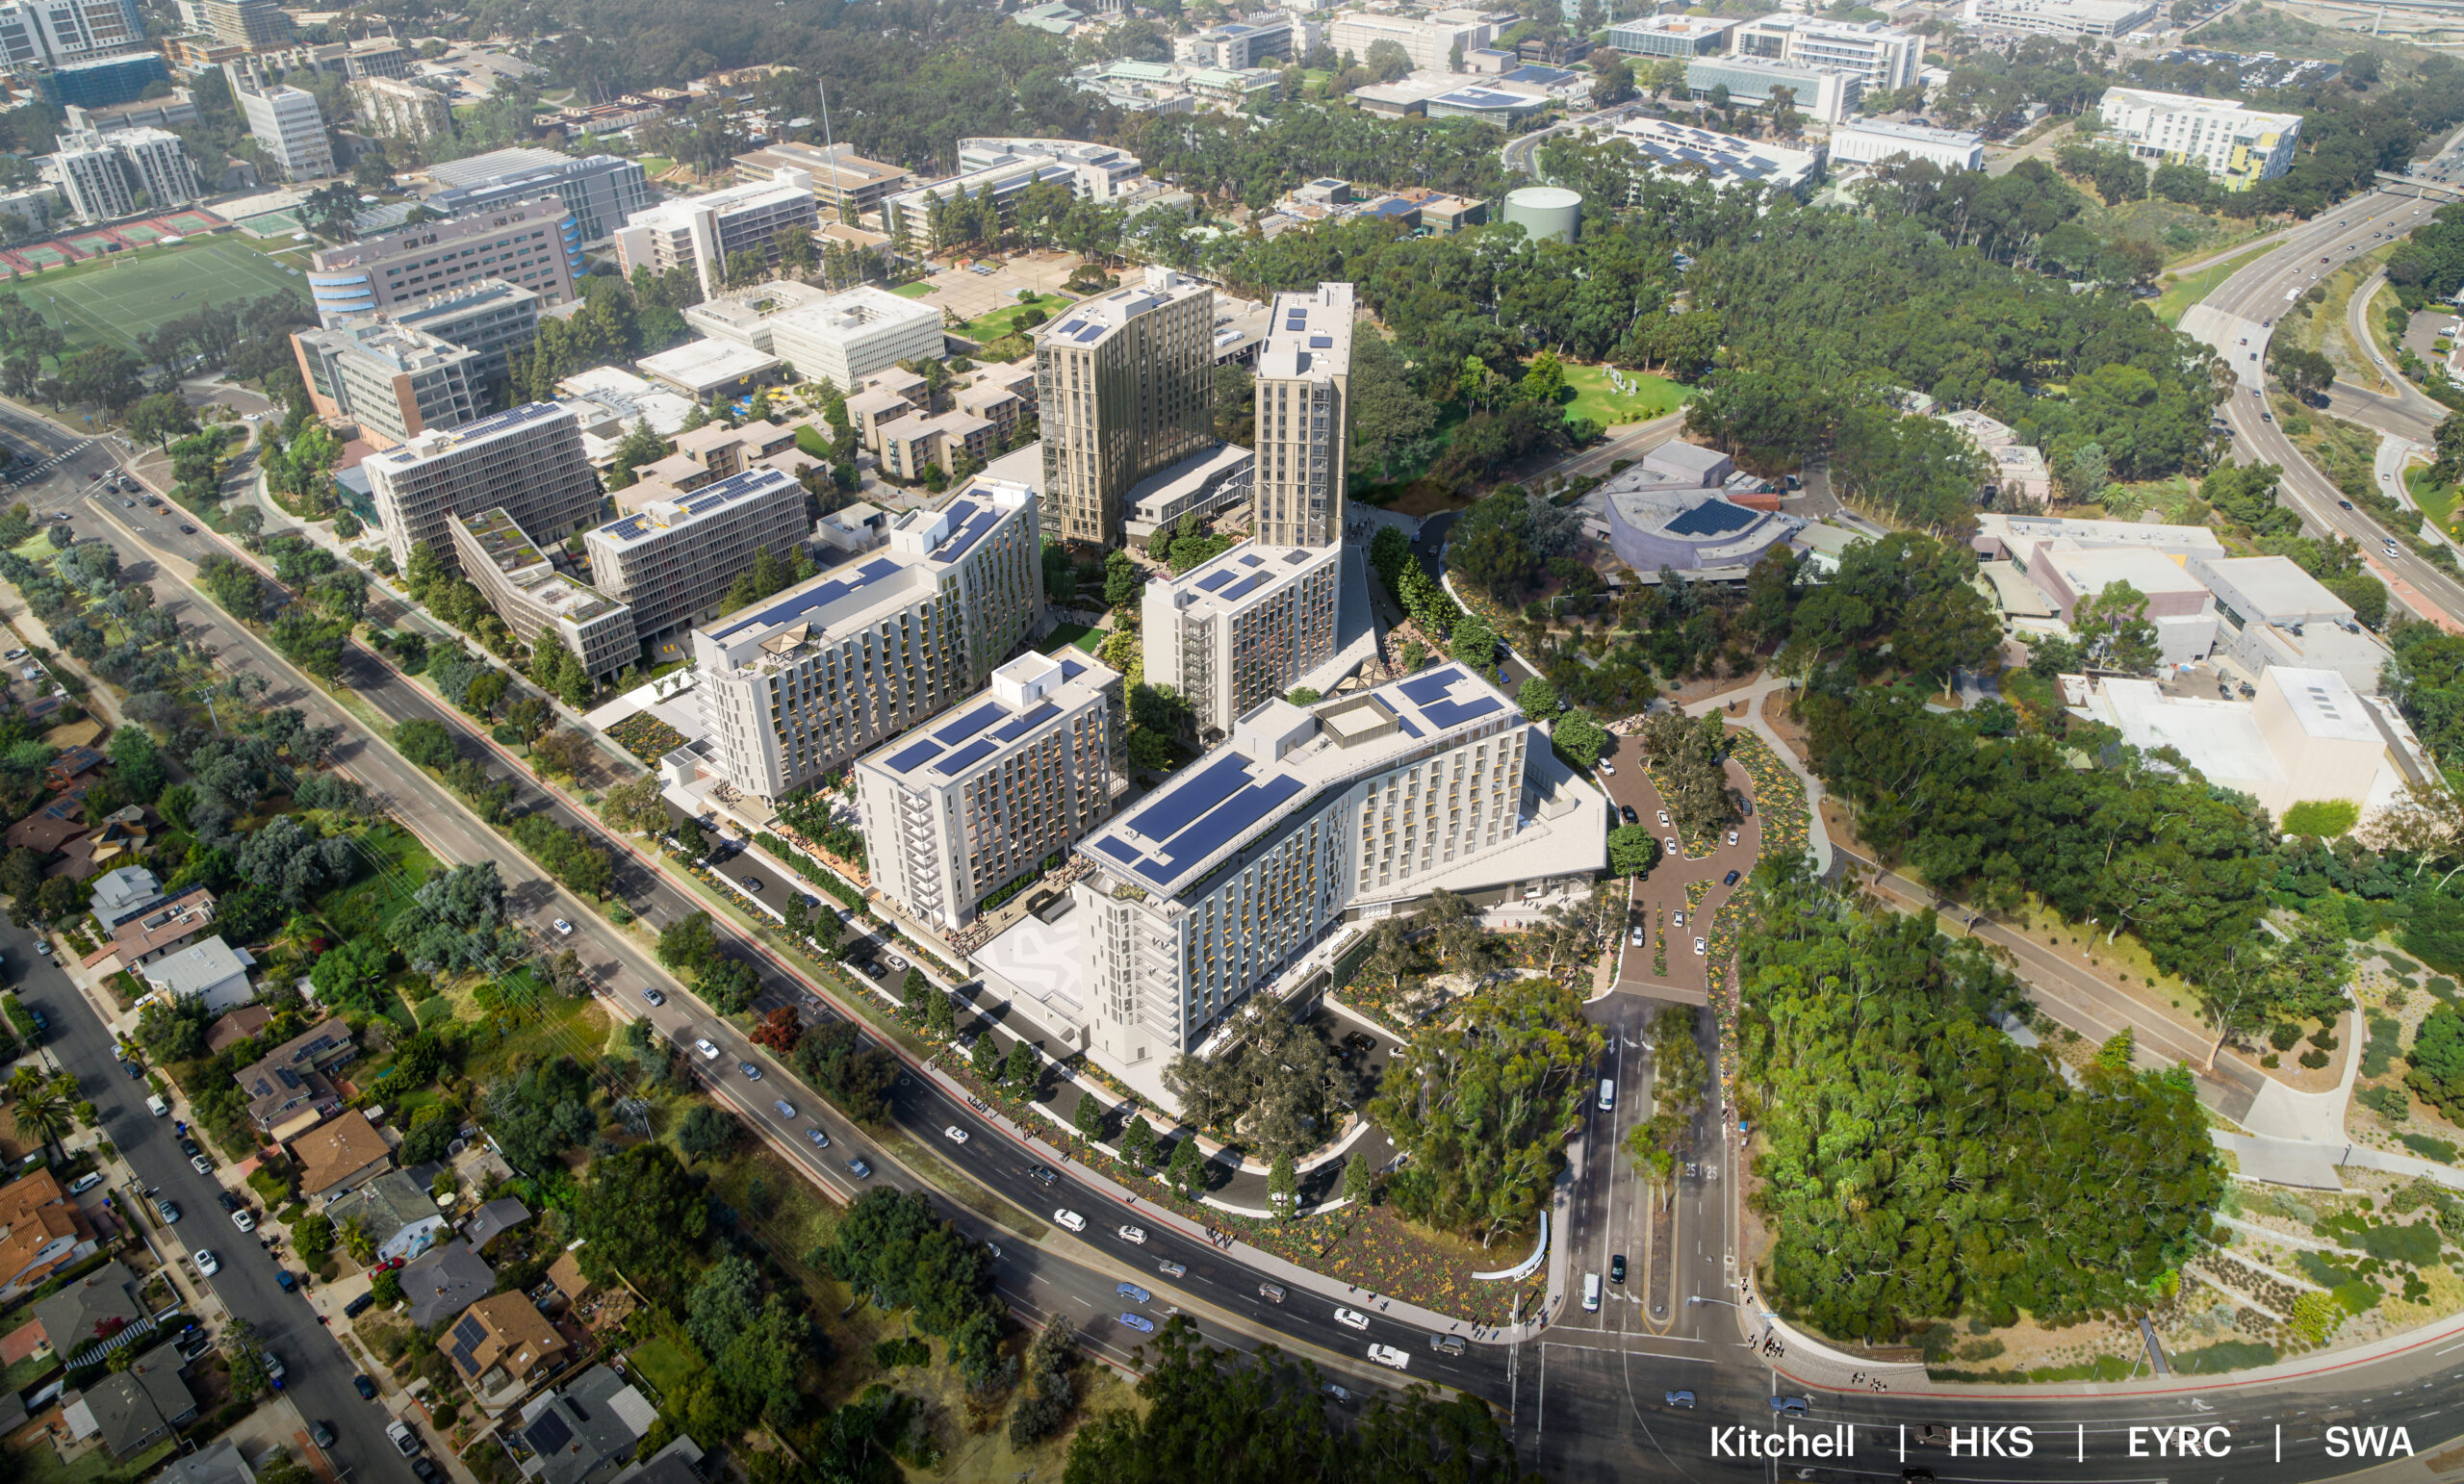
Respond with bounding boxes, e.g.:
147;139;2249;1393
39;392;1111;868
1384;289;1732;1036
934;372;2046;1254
25;237;310;356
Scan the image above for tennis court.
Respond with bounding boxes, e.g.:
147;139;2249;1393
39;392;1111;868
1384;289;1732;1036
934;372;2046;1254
33;236;308;354
238;210;302;237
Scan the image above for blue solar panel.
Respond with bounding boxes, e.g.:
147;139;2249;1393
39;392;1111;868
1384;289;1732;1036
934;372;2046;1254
886;739;943;773
992;702;1060;742
1397;667;1462;704
1094;836;1143;865
1058;659;1088;681
1054;320;1085;336
1239;554;1262;567
1395;715;1423;739
1074;325;1104;343
1218;574;1268;602
1127;754;1251;842
718;556;905;637
1421;695;1502;729
934;737;997;776
935;703;1003;745
1196;570;1237;593
1664;499;1759;538
1155;774;1307;878
1310;335;1331;347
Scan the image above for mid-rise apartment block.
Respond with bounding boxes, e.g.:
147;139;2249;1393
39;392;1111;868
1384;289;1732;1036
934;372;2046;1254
351;75;449;141
365;402;603;575
1251;283;1350;550
732;141;910;223
449;506;638;679
307;195;580;322
856;650;1124;929
1177;15;1307;69
691;483;1043;803
1604;13;1739;57
43;125;199;222
204;0;287;47
583;467;812;646
1732;13;1922;91
882;140;1144;244
1685;53;1861;124
1327;10;1498;71
686;282;945;389
1063;666;1559;1074
292;320;484;448
417;148;654;246
225;61;331;181
0;0;143;68
1034;267;1215;547
2093;86;2301;188
612;169;820;298
1144;540;1342;741
372;278;542;390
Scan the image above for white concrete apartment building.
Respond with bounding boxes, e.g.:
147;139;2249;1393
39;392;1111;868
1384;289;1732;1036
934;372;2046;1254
0;0;143;68
226;62;332;182
1251;283;1351;550
981;663;1603;1101
612;169;821;297
583;466;812;649
766;287;946;389
690;482;1044;803
1144;540;1343;741
422;148;654;247
1684;53;1861;125
371;278;541;390
449;506;639;679
2093;87;2301;189
856;650;1124;930
1732;13;1923;92
1831;119;1986;172
306;196;580;322
732;141;911;223
42;125;197;222
291;320;483;448
1326;10;1496;71
882;140;1145;244
1963;0;2157;36
1034;267;1216;547
352;75;450;141
365;401;603;575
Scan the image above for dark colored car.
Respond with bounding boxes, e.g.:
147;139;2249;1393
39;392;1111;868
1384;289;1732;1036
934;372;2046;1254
352;1373;377;1400
1723;870;1740;886
275;1270;296;1292
215;1190;243;1213
1618;805;1638;825
310;1421;335;1449
343;1291;377;1318
1609;1254;1627;1284
1029;1165;1058;1187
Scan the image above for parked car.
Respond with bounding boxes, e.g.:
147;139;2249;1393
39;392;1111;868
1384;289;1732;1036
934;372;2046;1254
1618;805;1637;825
230;1208;256;1232
1367;1343;1411;1370
146;1094;169;1117
1656;809;1669;827
344;1291;376;1318
263;1353;284;1386
1334;1307;1371;1330
194;1249;219;1276
156;1199;181;1223
215;1190;243;1213
66;1171;102;1194
310;1421;334;1449
275;1271;297;1293
1726;830;1739;846
351;1373;375;1400
1693;937;1707;956
387;1420;421;1456
190;1155;212;1176
1723;870;1740;886
1663;835;1679;854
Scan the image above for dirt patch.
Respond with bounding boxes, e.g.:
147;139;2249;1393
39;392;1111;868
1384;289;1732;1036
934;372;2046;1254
1359;478;1474;518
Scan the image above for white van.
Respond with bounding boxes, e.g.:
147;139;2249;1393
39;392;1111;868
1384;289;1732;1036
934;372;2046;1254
1582;1272;1602;1312
1054;1208;1087;1233
146;1094;169;1117
1598;1080;1614;1112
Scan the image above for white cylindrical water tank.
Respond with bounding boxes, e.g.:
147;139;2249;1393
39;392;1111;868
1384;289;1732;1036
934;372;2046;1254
1502;186;1582;244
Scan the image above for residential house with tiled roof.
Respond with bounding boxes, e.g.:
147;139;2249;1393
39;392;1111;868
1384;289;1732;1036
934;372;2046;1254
290;1112;393;1203
236;1015;354;1138
64;1347;195;1458
403;1240;495;1331
205;1005;273;1056
0;1167;97;1301
441;1291;570;1410
30;1260;149;1365
5;796;88;855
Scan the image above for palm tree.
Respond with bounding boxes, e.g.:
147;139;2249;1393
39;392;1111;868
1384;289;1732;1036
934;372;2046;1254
7;1065;44;1103
13;1091;70;1162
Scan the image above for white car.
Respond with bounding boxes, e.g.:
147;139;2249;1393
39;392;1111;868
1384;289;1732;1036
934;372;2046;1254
33;941;49;957
943;1126;969;1144
66;1171;102;1194
1598;761;1614;775
1726;830;1739;846
552;919;574;936
1334;1307;1371;1330
1663;836;1680;854
1671;910;1683;928
1054;1208;1087;1232
193;1249;220;1276
1693;937;1707;956
386;1420;420;1457
231;1209;256;1232
1656;809;1669;827
1117;1224;1147;1245
694;1038;721;1061
1368;1343;1411;1370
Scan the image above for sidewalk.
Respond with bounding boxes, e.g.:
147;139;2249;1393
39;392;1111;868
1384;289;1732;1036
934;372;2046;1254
1678;674;1834;877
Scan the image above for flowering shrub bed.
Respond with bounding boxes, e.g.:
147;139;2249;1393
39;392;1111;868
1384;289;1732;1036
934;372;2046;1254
1728;729;1810;868
607;712;684;763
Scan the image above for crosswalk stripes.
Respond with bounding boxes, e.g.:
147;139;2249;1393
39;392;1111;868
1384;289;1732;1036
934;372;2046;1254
1;437;95;483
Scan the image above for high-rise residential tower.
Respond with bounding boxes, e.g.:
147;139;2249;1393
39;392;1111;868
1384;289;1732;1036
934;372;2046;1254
1249;282;1351;550
1033;266;1214;548
363;402;602;576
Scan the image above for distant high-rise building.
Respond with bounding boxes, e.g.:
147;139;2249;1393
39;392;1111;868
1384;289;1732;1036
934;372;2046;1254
42;125;198;223
855;650;1125;930
225;61;331;181
364;402;602;576
204;0;288;49
611;169;820;298
0;0;142;67
1250;282;1351;550
1032;266;1214;548
34;49;165;109
306;194;580;322
418;148;654;247
691;483;1043;803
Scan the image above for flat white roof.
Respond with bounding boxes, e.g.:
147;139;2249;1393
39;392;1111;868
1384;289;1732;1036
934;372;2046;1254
2272;666;2380;744
636;338;781;390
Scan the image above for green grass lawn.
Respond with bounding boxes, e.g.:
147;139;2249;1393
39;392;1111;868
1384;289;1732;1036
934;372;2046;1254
22;236;309;355
20;1440;171;1484
629;1333;706;1397
1559;364;1691;428
2151;243;2275;327
1038;621;1104;653
636;155;676;176
958;291;1073;345
891;281;937;299
794;423;830;459
2411;465;2460;534
315;823;440;939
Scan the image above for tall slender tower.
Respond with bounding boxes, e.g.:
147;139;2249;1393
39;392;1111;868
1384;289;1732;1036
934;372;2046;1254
1250;283;1352;550
1033;266;1215;548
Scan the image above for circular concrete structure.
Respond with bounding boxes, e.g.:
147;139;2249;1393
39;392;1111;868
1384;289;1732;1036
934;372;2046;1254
1502;186;1582;244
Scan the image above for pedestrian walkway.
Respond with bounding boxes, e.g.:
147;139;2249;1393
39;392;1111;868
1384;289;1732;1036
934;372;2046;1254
1679;674;1833;877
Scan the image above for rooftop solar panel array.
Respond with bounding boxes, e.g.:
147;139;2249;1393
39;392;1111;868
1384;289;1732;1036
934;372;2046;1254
1129;754;1253;841
1421;694;1502;729
1218;573;1268;602
1196;570;1238;593
934;702;1004;745
991;701;1060;742
716;555;905;639
449;1314;487;1374
886;738;943;773
1398;666;1465;704
934;737;997;776
524;1409;575;1457
1663;499;1761;538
